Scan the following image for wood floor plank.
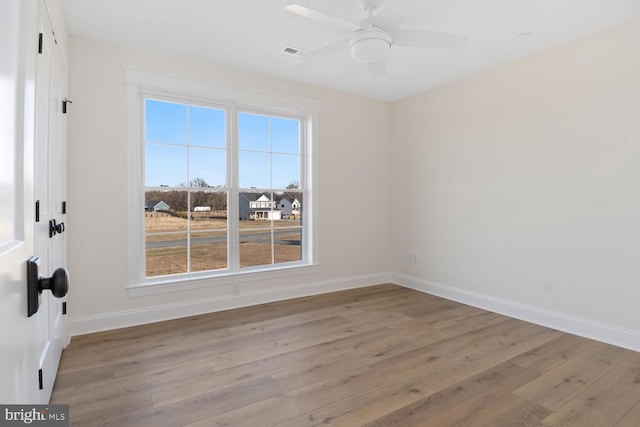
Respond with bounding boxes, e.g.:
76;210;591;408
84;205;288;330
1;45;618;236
52;364;115;390
271;351;368;392
57;328;186;375
274;360;474;427
438;323;562;378
513;342;632;411
200;327;392;389
339;308;414;326
448;393;551;427
50;284;639;427
510;333;595;374
149;370;269;408
538;353;640;427
355;327;448;367
206;320;389;371
614;401;640;427
179;303;354;340
400;300;486;325
110;342;215;378
68;389;153;427
363;362;539;427
103;376;283;427
66;321;184;349
180;314;352;357
366;318;520;380
52;359;213;404
105;315;351;379
192;367;388;427
398;297;462;318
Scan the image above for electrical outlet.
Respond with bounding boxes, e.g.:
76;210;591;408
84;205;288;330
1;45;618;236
408;254;417;263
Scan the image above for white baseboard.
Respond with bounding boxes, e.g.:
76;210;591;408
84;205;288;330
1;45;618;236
390;273;640;352
69;273;391;336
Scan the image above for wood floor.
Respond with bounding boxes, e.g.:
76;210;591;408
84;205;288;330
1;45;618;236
51;284;640;426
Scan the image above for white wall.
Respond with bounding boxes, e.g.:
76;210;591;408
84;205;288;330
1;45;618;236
391;20;640;343
66;37;392;333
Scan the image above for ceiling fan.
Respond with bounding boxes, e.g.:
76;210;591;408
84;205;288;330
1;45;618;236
284;0;467;76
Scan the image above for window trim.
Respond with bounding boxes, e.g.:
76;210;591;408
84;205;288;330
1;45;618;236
124;66;320;295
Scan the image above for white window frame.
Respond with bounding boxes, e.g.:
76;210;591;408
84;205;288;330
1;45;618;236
124;66;320;297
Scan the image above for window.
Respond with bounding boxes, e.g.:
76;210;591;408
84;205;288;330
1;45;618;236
125;67;318;292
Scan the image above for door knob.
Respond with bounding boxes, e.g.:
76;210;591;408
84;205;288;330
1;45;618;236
27;257;69;317
40;267;69;298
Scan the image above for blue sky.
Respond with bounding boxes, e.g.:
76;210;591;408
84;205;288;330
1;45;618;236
145;99;300;189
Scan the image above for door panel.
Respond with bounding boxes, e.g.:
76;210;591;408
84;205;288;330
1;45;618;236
32;0;69;403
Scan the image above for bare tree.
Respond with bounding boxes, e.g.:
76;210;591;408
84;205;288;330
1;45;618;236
190;177;209;188
147;178;227;214
283;181;301;201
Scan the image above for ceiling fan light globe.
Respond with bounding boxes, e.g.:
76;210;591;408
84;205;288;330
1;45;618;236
350;31;391;63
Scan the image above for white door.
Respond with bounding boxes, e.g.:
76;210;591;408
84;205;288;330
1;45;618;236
0;0;68;404
32;0;70;403
0;0;39;403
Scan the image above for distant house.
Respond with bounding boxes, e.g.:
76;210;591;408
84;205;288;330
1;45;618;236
254;209;281;220
279;198;293;215
145;200;169;212
239;193;261;220
278;198;301;217
239;193;281;220
193;206;211;212
250;194;276;210
291;198;301;215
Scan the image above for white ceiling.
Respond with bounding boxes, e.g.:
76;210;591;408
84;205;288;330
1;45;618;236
63;0;640;102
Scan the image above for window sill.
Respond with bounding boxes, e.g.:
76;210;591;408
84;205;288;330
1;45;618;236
127;263;320;297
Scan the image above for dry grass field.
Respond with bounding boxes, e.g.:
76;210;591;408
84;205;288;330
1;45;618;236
145;211;228;233
145;212;301;277
145;211;300;233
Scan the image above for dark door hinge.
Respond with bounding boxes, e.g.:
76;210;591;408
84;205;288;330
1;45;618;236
38;33;43;54
62;201;67;214
62;99;72;114
62;301;67;315
38;369;43;390
35;200;40;222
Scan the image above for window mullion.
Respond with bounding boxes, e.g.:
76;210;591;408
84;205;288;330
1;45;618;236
228;105;240;272
269;118;274;265
138;92;146;284
300;117;309;264
186;105;192;273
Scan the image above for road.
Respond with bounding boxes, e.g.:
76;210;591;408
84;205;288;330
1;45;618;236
146;230;300;248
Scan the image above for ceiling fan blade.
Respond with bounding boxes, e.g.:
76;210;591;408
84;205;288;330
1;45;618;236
368;5;408;31
285;4;361;32
392;29;467;48
298;38;350;63
366;60;387;77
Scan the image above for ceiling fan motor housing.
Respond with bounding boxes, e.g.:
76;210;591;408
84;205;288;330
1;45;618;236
350;29;392;63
